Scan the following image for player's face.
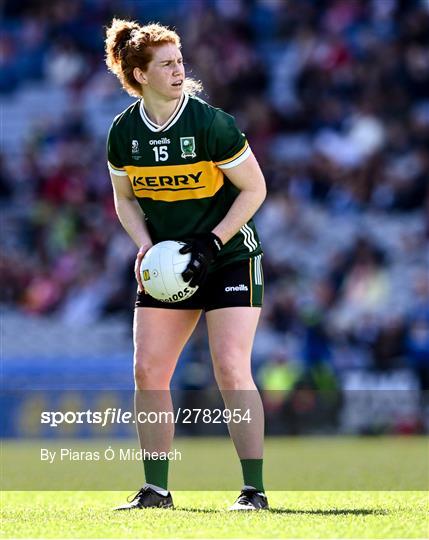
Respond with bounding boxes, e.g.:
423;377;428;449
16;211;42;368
143;43;185;100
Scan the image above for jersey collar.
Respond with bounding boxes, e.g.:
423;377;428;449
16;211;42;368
139;93;189;132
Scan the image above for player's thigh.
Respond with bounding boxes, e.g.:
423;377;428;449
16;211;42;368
134;307;201;368
206;306;261;373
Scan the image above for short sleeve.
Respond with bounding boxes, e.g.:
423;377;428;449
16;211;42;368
107;122;128;176
207;110;251;169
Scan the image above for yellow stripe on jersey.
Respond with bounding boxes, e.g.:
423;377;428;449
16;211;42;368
125;161;225;202
214;140;249;166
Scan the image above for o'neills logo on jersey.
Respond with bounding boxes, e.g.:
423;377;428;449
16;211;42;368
132;171;203;189
149;138;171;145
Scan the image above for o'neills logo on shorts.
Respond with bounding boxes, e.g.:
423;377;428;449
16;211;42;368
225;284;249;292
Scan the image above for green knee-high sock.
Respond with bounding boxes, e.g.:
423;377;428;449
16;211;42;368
240;459;264;492
143;458;169;490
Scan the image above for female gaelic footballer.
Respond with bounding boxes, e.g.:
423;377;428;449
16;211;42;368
105;18;268;511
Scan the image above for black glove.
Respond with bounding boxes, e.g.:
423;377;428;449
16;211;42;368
180;232;223;287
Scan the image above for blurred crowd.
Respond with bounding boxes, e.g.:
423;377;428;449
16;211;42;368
1;0;428;399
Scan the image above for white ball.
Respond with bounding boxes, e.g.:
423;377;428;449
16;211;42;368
140;240;198;303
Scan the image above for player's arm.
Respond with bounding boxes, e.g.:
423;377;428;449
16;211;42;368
211;153;266;244
179;153;266;287
110;172;152;249
110;172;153;290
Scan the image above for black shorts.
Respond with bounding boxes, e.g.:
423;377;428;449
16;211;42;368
135;255;263;312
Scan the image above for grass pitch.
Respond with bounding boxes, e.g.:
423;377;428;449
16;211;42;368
2;437;427;491
1;490;428;538
1;437;428;537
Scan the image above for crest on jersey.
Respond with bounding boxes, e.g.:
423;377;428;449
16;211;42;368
132;140;140;154
132;139;142;160
180;137;196;158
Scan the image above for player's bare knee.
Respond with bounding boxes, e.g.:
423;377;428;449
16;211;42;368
134;358;168;389
214;360;253;389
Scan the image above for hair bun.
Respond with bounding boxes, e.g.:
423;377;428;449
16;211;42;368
107;19;140;63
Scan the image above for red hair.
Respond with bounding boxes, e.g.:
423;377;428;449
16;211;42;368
105;18;201;97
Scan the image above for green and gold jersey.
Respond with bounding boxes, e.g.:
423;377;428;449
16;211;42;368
107;93;262;269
